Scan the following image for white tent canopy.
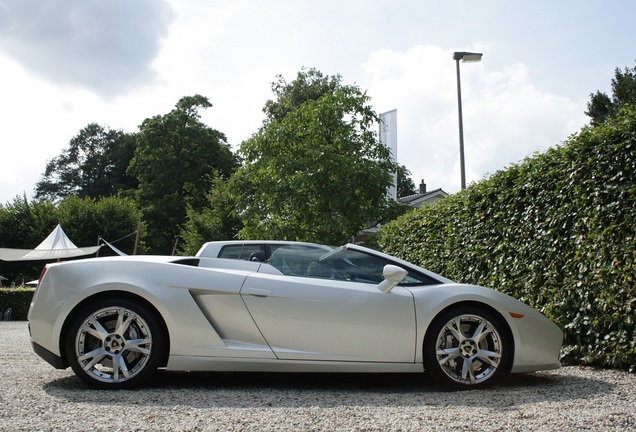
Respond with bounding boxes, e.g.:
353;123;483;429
0;224;101;261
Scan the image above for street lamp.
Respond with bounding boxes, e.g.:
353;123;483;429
453;51;482;190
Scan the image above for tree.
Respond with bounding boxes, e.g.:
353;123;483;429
178;175;242;255
586;62;636;126
56;195;144;254
128;95;238;253
230;68;399;245
263;68;340;122
0;196;58;283
396;164;417;198
35;123;137;201
0;195;140;283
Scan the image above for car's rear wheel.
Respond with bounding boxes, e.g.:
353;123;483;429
424;306;510;389
65;297;165;389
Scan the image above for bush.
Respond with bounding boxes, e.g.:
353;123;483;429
0;287;35;321
376;105;636;372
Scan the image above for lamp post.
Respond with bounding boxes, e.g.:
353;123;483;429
453;51;482;190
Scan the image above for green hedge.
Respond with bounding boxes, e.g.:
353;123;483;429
0;287;34;321
376;105;636;372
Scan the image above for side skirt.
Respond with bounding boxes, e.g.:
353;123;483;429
166;356;424;374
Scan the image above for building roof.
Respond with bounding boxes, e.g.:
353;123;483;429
399;187;448;209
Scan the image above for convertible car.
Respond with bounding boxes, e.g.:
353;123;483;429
28;242;563;390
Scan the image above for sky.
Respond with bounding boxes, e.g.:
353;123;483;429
1;0;635;205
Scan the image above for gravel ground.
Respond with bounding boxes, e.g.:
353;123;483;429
1;321;635;432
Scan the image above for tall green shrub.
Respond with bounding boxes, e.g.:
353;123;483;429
377;105;636;371
0;287;34;321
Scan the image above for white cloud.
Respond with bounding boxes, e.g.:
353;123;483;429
0;54;72;201
363;46;587;193
0;0;175;97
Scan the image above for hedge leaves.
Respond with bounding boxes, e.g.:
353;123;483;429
376;105;636;371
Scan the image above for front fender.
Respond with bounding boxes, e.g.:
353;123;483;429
411;284;562;372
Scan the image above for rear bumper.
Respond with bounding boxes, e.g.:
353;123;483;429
32;341;67;370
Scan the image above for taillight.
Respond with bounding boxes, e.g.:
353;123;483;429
38;265;48;285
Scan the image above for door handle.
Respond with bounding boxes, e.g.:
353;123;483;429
243;288;271;297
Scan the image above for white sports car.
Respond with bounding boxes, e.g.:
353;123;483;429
28;242;563;390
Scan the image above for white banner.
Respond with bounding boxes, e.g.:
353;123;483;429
379;109;398;200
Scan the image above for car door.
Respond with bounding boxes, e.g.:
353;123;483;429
240;251;416;363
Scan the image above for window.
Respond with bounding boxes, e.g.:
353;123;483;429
218;245;243;260
267;246;440;286
240;244;266;261
268;245;330;276
218;244;266;261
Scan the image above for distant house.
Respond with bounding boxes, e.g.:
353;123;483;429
355;180;448;242
399;180;448;209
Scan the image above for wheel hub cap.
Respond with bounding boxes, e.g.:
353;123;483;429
461;340;477;358
435;314;504;385
105;335;125;355
75;307;153;384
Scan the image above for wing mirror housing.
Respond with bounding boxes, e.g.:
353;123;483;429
377;265;408;293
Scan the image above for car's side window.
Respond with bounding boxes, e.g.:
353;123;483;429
268;246;321;276
399;271;440;286
218;244;266;261
218;245;244;259
270;248;386;284
268;244;285;255
333;252;386;283
266;246;441;286
337;250;441;286
307;249;440;286
239;244;266;261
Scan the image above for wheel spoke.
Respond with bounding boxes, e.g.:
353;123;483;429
437;347;461;363
125;337;152;355
461;358;476;384
111;355;131;382
475;349;502;367
115;308;138;335
81;320;108;340
471;320;494;343
444;318;464;342
79;348;107;371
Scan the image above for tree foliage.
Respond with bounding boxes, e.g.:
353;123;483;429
0;195;55;282
376;105;636;371
397;164;417;198
35;123;137;201
178;175;242;255
263;68;341;122
230;69;398;244
586;62;636;126
0;196;58;251
128;95;238;253
56;195;143;254
0;195;141;283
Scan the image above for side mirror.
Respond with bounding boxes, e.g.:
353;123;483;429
377;265;408;293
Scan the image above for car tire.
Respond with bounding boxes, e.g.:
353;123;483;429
65;297;165;389
423;305;510;389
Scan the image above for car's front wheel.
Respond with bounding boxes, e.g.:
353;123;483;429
424;306;510;389
65;297;165;389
